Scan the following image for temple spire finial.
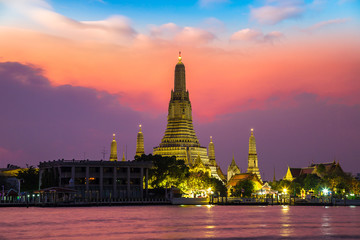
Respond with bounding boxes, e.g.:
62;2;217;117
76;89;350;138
178;51;182;63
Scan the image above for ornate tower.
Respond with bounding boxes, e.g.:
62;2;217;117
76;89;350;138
135;124;145;157
153;53;209;165
227;154;241;182
208;136;216;166
247;129;261;180
109;133;118;161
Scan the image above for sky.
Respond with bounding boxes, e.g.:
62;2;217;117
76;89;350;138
0;0;359;180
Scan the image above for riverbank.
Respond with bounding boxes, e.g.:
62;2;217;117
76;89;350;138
1;198;360;207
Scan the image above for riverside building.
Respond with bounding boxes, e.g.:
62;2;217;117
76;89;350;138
38;159;152;200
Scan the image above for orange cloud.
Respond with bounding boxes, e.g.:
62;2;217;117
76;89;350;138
0;0;359;123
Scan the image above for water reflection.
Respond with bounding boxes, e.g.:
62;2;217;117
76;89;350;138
204;204;216;238
1;206;360;239
280;205;293;237
321;212;331;236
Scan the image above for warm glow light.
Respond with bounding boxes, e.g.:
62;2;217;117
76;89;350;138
322;188;329;195
283;188;288;194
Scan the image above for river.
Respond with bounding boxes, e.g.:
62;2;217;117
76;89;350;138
1;205;359;239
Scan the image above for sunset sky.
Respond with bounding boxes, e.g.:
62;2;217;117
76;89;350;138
0;0;359;180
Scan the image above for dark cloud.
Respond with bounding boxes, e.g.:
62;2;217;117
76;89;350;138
195;93;360;180
0;62;164;167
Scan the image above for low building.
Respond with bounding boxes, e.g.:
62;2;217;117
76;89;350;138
226;173;262;196
38;159;152;201
283;161;344;181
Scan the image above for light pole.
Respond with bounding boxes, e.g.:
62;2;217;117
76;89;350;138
283;188;288;204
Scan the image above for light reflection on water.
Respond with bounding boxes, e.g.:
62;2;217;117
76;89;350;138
0;205;360;239
280;205;292;237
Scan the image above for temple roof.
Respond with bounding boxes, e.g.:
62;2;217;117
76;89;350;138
227;173;261;188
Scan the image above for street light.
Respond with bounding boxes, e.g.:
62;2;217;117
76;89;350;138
283;188;288;194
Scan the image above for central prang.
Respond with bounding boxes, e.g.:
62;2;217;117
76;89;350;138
153;53;209;166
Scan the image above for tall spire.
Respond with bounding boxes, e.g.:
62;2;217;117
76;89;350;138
208;136;216;166
174;51;186;93
136;124;145;157
249;128;256;154
231;153;236;166
122;152;126;162
109;133;118;161
247;128;261;181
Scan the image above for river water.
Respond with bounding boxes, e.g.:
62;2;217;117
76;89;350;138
1;205;359;239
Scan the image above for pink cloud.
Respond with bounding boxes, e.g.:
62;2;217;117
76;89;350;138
175;27;216;44
251;4;304;25
150;23;180;38
306;18;349;32
0;147;25;163
230;28;263;41
2;1;136;44
149;23;216;45
0;0;359;124
230;28;284;43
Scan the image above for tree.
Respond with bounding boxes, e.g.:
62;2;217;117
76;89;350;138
232;179;254;197
316;164;326;176
304;174;321;191
135;154;189;189
40;169;58;189
16;166;39;192
209;177;227;197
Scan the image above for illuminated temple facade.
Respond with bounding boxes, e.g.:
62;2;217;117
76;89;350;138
153;53;223;180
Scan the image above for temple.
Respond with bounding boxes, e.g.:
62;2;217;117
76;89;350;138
135;125;145;157
283;161;344;181
247;129;261;181
109;133;118;161
153;53;222;180
227;154;241;182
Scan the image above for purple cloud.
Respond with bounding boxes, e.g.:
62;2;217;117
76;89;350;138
1;62;359;181
0;62;164;167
